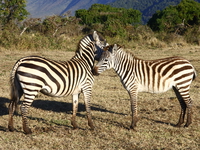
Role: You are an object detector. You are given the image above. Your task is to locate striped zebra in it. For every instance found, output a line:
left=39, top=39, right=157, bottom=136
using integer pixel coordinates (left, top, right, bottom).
left=93, top=44, right=197, bottom=130
left=8, top=31, right=107, bottom=134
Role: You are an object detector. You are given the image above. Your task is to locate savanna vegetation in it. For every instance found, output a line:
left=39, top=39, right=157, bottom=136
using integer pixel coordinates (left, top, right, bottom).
left=0, top=0, right=199, bottom=149
left=0, top=0, right=200, bottom=51
left=0, top=41, right=199, bottom=150
left=109, top=0, right=200, bottom=24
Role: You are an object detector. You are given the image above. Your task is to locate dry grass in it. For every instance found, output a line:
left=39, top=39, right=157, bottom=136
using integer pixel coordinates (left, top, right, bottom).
left=0, top=45, right=199, bottom=150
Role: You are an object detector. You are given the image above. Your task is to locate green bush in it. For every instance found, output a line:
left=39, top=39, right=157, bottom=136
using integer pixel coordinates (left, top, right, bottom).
left=148, top=0, right=200, bottom=33
left=76, top=4, right=141, bottom=37
left=184, top=25, right=200, bottom=44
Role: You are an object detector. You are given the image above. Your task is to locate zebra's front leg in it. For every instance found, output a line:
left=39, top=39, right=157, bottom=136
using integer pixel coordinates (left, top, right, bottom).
left=128, top=89, right=139, bottom=130
left=71, top=94, right=79, bottom=129
left=82, top=87, right=95, bottom=130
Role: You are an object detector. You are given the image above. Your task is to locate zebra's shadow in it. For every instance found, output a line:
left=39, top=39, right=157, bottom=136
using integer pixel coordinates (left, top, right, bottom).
left=0, top=97, right=126, bottom=116
left=32, top=99, right=126, bottom=115
left=31, top=99, right=128, bottom=131
left=142, top=117, right=177, bottom=127
left=0, top=97, right=127, bottom=132
left=0, top=97, right=9, bottom=116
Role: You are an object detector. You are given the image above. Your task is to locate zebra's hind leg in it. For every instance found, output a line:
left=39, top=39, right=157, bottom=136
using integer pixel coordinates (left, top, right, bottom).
left=20, top=93, right=37, bottom=134
left=182, top=92, right=192, bottom=127
left=173, top=86, right=186, bottom=127
left=21, top=102, right=32, bottom=134
left=8, top=100, right=15, bottom=132
left=173, top=86, right=192, bottom=127
left=8, top=88, right=23, bottom=132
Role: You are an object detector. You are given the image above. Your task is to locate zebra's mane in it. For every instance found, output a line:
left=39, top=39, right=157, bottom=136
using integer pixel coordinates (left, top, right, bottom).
left=107, top=44, right=138, bottom=61
left=75, top=34, right=93, bottom=53
left=121, top=48, right=139, bottom=61
left=117, top=46, right=185, bottom=64
left=75, top=32, right=105, bottom=53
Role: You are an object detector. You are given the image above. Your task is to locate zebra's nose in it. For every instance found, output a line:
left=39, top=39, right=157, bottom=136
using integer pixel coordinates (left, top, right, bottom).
left=92, top=66, right=100, bottom=76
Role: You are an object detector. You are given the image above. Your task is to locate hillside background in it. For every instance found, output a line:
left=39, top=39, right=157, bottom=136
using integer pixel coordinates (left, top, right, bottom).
left=26, top=0, right=200, bottom=23
left=26, top=0, right=116, bottom=18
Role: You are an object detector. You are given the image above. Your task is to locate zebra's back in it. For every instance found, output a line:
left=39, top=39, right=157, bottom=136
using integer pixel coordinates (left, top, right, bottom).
left=12, top=55, right=93, bottom=97
left=132, top=56, right=196, bottom=93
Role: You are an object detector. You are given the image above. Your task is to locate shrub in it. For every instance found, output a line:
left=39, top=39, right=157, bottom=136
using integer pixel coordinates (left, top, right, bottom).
left=148, top=0, right=200, bottom=33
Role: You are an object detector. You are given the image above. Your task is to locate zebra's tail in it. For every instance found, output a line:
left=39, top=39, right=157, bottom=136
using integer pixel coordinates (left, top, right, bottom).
left=9, top=60, right=23, bottom=114
left=193, top=68, right=197, bottom=81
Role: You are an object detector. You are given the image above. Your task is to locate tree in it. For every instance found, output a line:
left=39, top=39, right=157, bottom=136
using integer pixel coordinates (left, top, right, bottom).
left=75, top=4, right=141, bottom=26
left=0, top=0, right=29, bottom=26
left=147, top=0, right=200, bottom=33
left=75, top=4, right=141, bottom=36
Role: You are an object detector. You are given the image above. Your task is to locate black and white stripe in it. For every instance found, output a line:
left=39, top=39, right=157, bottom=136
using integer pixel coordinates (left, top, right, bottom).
left=93, top=44, right=196, bottom=129
left=8, top=31, right=107, bottom=134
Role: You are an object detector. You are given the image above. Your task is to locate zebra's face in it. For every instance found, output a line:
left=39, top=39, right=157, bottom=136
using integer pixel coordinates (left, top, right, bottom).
left=92, top=31, right=109, bottom=61
left=93, top=47, right=114, bottom=75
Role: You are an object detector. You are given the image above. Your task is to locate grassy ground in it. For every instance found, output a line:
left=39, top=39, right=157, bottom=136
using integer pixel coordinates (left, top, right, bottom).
left=0, top=45, right=199, bottom=149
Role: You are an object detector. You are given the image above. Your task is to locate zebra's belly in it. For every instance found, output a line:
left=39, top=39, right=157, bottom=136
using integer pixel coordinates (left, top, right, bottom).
left=40, top=86, right=81, bottom=97
left=40, top=84, right=82, bottom=97
left=137, top=82, right=174, bottom=93
left=40, top=86, right=57, bottom=97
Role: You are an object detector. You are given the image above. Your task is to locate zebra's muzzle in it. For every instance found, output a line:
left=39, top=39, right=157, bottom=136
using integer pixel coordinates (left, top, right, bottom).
left=92, top=66, right=100, bottom=76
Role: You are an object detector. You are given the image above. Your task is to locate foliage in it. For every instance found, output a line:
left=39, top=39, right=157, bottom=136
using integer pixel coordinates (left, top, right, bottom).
left=0, top=0, right=29, bottom=26
left=109, top=0, right=200, bottom=24
left=76, top=4, right=141, bottom=26
left=75, top=4, right=141, bottom=37
left=147, top=0, right=200, bottom=33
left=184, top=25, right=200, bottom=44
left=0, top=15, right=83, bottom=50
left=109, top=0, right=185, bottom=24
left=1, top=1, right=200, bottom=51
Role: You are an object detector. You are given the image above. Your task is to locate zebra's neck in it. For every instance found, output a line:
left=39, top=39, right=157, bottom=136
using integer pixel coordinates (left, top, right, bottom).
left=72, top=38, right=95, bottom=69
left=113, top=50, right=137, bottom=78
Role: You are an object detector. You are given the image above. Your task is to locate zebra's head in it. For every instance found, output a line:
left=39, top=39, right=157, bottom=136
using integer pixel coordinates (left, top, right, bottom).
left=92, top=31, right=109, bottom=60
left=93, top=44, right=119, bottom=75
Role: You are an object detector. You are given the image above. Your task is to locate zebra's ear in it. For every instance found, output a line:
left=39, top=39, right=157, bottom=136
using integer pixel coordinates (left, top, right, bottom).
left=112, top=44, right=118, bottom=52
left=93, top=31, right=99, bottom=41
left=104, top=39, right=109, bottom=46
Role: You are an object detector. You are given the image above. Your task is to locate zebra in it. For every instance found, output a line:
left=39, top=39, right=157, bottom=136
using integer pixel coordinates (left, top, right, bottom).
left=93, top=44, right=197, bottom=130
left=8, top=31, right=108, bottom=134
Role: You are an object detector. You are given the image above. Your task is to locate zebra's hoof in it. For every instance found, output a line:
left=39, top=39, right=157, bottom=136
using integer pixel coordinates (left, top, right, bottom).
left=175, top=123, right=182, bottom=127
left=184, top=123, right=191, bottom=128
left=24, top=128, right=32, bottom=134
left=90, top=126, right=95, bottom=131
left=72, top=126, right=79, bottom=130
left=184, top=121, right=191, bottom=128
left=129, top=127, right=137, bottom=132
left=8, top=125, right=14, bottom=132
